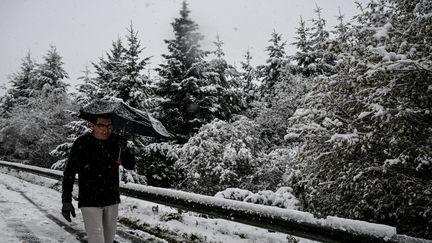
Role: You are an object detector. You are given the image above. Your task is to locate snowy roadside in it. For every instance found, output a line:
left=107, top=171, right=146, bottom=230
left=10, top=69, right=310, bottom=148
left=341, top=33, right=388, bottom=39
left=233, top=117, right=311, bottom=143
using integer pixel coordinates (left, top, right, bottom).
left=0, top=167, right=314, bottom=243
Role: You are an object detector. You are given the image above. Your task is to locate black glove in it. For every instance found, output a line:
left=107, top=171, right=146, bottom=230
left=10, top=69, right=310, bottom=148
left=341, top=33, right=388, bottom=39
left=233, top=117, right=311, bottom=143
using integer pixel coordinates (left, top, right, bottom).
left=62, top=202, right=76, bottom=222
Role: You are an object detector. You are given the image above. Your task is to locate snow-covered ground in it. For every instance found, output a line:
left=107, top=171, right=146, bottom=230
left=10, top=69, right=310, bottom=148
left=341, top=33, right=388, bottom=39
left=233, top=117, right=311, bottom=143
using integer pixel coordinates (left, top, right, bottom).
left=0, top=168, right=314, bottom=242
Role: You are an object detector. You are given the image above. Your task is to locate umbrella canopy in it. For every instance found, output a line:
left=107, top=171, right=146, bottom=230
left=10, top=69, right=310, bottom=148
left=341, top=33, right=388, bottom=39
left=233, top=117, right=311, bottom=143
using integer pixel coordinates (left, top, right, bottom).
left=79, top=99, right=171, bottom=139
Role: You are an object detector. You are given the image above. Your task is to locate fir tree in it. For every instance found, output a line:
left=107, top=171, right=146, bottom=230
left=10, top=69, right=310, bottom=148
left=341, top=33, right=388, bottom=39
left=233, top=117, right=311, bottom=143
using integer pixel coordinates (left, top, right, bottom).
left=50, top=67, right=94, bottom=170
left=206, top=35, right=245, bottom=120
left=155, top=0, right=209, bottom=142
left=287, top=0, right=432, bottom=238
left=239, top=49, right=258, bottom=105
left=33, top=45, right=69, bottom=96
left=257, top=30, right=288, bottom=100
left=0, top=52, right=37, bottom=115
left=291, top=17, right=314, bottom=76
left=117, top=24, right=151, bottom=109
left=92, top=25, right=151, bottom=108
left=92, top=38, right=126, bottom=99
left=308, top=5, right=335, bottom=76
left=213, top=34, right=225, bottom=59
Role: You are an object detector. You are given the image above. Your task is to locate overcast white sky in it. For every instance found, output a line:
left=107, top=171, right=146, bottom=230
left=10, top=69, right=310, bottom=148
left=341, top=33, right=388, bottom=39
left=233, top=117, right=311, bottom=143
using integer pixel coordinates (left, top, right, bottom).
left=0, top=0, right=367, bottom=95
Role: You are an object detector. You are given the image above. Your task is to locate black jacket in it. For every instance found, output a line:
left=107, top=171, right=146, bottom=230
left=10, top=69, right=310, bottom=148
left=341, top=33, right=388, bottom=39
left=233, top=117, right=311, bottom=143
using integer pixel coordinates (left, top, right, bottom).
left=62, top=132, right=136, bottom=208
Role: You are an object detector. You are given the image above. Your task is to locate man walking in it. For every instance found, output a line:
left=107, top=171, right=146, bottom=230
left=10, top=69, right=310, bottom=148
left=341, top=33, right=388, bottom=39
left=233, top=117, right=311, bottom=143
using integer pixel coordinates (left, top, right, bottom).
left=61, top=114, right=135, bottom=243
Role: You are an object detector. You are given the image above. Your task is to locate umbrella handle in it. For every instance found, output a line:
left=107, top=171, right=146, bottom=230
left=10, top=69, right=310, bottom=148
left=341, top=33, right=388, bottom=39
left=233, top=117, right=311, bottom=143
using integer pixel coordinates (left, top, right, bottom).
left=116, top=148, right=122, bottom=165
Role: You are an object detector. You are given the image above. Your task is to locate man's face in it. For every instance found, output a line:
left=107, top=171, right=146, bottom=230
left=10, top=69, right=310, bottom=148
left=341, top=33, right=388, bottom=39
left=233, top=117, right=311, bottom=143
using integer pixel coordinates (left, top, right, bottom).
left=92, top=117, right=113, bottom=140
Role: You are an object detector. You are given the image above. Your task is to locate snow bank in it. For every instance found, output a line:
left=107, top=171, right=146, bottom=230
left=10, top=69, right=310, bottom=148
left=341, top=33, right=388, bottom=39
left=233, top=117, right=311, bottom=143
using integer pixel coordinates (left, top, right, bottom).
left=122, top=183, right=398, bottom=240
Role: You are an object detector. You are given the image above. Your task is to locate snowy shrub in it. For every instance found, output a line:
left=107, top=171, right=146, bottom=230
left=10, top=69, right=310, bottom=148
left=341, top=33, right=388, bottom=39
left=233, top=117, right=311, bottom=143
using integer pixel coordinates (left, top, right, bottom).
left=251, top=147, right=299, bottom=191
left=214, top=188, right=252, bottom=201
left=119, top=165, right=147, bottom=185
left=0, top=93, right=73, bottom=167
left=272, top=187, right=302, bottom=210
left=176, top=115, right=264, bottom=195
left=136, top=141, right=181, bottom=188
left=215, top=187, right=302, bottom=210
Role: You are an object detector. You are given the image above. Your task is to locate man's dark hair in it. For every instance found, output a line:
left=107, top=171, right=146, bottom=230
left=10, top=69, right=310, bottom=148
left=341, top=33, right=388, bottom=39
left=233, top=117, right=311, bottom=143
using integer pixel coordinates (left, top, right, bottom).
left=90, top=114, right=112, bottom=124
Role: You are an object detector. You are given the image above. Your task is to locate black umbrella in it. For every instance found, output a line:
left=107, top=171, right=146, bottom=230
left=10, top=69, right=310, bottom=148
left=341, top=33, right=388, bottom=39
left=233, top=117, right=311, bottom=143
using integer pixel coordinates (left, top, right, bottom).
left=78, top=99, right=171, bottom=139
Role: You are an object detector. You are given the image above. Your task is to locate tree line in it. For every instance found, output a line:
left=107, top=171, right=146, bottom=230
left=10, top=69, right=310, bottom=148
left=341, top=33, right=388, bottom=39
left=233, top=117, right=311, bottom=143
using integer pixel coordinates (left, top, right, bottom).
left=0, top=0, right=430, bottom=239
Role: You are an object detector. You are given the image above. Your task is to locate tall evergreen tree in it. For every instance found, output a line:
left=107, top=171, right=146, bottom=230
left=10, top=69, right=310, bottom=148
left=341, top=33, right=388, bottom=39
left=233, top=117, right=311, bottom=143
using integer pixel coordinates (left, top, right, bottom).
left=93, top=38, right=126, bottom=99
left=213, top=34, right=225, bottom=59
left=0, top=52, right=37, bottom=115
left=287, top=0, right=432, bottom=238
left=33, top=45, right=69, bottom=95
left=50, top=67, right=94, bottom=170
left=155, top=1, right=209, bottom=142
left=291, top=17, right=314, bottom=76
left=92, top=25, right=151, bottom=109
left=239, top=49, right=258, bottom=106
left=240, top=49, right=256, bottom=92
left=308, top=5, right=336, bottom=76
left=117, top=24, right=151, bottom=109
left=206, top=35, right=245, bottom=120
left=257, top=30, right=288, bottom=100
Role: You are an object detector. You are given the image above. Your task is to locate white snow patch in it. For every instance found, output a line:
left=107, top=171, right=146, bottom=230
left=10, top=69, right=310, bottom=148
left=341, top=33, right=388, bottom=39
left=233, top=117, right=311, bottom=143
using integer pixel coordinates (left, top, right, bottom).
left=373, top=23, right=393, bottom=40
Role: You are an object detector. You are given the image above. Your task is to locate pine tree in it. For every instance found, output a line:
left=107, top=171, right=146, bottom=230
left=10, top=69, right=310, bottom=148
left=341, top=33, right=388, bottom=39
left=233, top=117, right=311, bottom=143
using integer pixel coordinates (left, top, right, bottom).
left=332, top=8, right=351, bottom=54
left=213, top=34, right=225, bottom=59
left=116, top=24, right=151, bottom=109
left=308, top=5, right=335, bottom=76
left=0, top=52, right=37, bottom=116
left=240, top=49, right=256, bottom=92
left=75, top=66, right=98, bottom=105
left=92, top=25, right=151, bottom=109
left=9, top=53, right=37, bottom=103
left=291, top=17, right=314, bottom=76
left=257, top=30, right=288, bottom=100
left=206, top=35, right=245, bottom=120
left=33, top=45, right=69, bottom=96
left=50, top=67, right=94, bottom=170
left=287, top=0, right=432, bottom=238
left=239, top=49, right=258, bottom=105
left=155, top=0, right=209, bottom=142
left=92, top=38, right=126, bottom=99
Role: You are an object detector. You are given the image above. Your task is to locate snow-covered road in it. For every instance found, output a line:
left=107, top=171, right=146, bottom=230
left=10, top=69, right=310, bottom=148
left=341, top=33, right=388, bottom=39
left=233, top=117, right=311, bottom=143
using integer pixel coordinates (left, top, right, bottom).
left=0, top=168, right=312, bottom=243
left=0, top=172, right=164, bottom=243
left=0, top=176, right=83, bottom=242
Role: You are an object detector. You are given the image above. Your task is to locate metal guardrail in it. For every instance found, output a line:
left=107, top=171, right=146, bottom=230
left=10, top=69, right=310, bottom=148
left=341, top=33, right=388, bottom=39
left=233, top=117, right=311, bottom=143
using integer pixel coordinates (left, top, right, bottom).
left=0, top=160, right=430, bottom=243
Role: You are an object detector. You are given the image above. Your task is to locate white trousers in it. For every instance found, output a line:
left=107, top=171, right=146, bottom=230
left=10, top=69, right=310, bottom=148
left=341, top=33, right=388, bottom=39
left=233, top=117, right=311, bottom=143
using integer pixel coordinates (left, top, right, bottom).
left=80, top=204, right=119, bottom=243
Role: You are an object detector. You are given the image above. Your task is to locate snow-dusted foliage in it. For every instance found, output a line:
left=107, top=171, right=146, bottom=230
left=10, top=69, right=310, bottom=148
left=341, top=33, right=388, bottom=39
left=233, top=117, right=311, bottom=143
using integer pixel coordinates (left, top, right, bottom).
left=0, top=53, right=37, bottom=115
left=252, top=147, right=300, bottom=192
left=155, top=2, right=244, bottom=143
left=0, top=91, right=73, bottom=167
left=176, top=116, right=264, bottom=195
left=0, top=47, right=72, bottom=167
left=49, top=119, right=90, bottom=170
left=92, top=25, right=151, bottom=110
left=32, top=46, right=69, bottom=95
left=286, top=0, right=432, bottom=239
left=215, top=187, right=302, bottom=210
left=239, top=49, right=259, bottom=106
left=135, top=141, right=181, bottom=187
left=49, top=67, right=95, bottom=170
left=249, top=73, right=312, bottom=146
left=257, top=30, right=289, bottom=100
left=291, top=5, right=337, bottom=77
